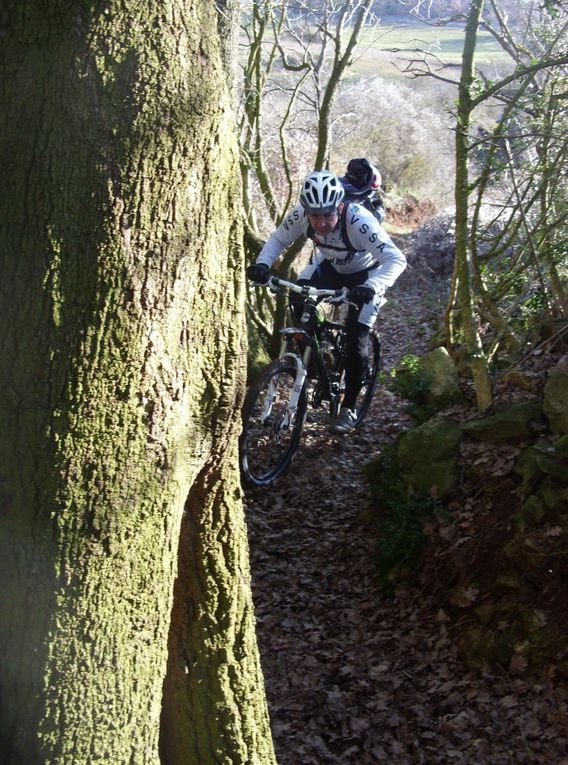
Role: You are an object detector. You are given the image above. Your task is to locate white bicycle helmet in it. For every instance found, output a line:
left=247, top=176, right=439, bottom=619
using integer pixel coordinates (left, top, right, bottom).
left=300, top=171, right=345, bottom=215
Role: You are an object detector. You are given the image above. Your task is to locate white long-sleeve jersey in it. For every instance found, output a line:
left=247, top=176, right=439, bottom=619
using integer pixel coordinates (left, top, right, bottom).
left=256, top=202, right=406, bottom=295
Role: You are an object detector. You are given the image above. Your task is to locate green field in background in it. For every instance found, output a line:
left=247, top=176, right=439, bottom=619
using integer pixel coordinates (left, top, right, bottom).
left=354, top=22, right=512, bottom=77
left=241, top=19, right=513, bottom=82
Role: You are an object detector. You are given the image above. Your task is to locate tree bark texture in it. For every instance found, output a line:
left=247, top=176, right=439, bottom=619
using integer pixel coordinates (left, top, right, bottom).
left=0, top=2, right=274, bottom=764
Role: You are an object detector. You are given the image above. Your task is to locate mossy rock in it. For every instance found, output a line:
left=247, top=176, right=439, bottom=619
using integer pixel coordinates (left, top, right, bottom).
left=514, top=439, right=568, bottom=492
left=419, top=347, right=465, bottom=408
left=463, top=400, right=544, bottom=445
left=533, top=444, right=568, bottom=484
left=509, top=607, right=558, bottom=665
left=364, top=442, right=407, bottom=510
left=458, top=604, right=557, bottom=671
left=544, top=367, right=568, bottom=435
left=513, top=446, right=544, bottom=497
left=513, top=494, right=547, bottom=532
left=397, top=417, right=462, bottom=499
left=537, top=477, right=568, bottom=514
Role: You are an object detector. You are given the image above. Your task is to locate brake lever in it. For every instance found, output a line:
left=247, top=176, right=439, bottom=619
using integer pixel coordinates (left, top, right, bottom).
left=265, top=279, right=284, bottom=295
left=324, top=289, right=361, bottom=309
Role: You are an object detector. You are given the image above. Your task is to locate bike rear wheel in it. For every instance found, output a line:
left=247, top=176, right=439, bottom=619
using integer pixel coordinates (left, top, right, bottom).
left=240, top=358, right=307, bottom=487
left=331, top=329, right=381, bottom=426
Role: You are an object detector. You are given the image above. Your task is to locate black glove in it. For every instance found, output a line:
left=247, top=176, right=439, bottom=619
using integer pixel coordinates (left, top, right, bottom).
left=247, top=263, right=270, bottom=284
left=349, top=285, right=375, bottom=305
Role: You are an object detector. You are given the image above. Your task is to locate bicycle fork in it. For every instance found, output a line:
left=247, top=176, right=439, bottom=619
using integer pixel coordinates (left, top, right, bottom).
left=261, top=341, right=308, bottom=430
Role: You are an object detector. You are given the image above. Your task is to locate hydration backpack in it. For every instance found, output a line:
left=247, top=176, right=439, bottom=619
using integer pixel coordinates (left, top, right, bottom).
left=307, top=158, right=386, bottom=254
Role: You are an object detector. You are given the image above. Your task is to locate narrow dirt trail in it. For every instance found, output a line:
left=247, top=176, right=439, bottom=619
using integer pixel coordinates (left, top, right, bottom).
left=243, top=248, right=567, bottom=765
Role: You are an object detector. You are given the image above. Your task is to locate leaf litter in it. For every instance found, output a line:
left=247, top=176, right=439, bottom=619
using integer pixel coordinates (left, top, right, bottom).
left=243, top=231, right=567, bottom=764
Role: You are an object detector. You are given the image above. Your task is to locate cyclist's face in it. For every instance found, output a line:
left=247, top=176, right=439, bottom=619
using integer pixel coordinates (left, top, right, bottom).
left=308, top=204, right=342, bottom=236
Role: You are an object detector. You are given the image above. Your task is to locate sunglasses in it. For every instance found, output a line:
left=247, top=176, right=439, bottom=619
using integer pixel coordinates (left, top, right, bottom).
left=307, top=211, right=339, bottom=220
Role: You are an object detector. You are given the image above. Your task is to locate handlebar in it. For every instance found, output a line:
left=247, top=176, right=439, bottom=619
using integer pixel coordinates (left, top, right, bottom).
left=266, top=275, right=347, bottom=302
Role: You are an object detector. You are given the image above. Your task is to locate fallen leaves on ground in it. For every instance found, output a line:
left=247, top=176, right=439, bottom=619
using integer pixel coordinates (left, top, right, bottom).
left=243, top=239, right=567, bottom=765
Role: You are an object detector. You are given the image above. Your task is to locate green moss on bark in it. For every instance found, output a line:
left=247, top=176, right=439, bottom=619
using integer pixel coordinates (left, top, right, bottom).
left=0, top=2, right=273, bottom=764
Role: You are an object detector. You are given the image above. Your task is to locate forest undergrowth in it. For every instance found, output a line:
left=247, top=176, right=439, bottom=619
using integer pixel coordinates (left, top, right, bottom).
left=243, top=216, right=568, bottom=765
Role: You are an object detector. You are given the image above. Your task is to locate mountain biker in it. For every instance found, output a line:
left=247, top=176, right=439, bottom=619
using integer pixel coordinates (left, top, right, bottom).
left=340, top=157, right=385, bottom=223
left=247, top=169, right=407, bottom=435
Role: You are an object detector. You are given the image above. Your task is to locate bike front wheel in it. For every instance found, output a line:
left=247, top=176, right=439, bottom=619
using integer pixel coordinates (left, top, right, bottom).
left=240, top=358, right=307, bottom=487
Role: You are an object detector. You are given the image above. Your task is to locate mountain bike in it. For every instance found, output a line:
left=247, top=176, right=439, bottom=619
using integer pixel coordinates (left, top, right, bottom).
left=240, top=275, right=381, bottom=487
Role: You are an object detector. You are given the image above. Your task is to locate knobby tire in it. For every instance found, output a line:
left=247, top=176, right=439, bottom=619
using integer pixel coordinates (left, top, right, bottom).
left=240, top=358, right=307, bottom=487
left=333, top=329, right=381, bottom=426
left=353, top=328, right=381, bottom=425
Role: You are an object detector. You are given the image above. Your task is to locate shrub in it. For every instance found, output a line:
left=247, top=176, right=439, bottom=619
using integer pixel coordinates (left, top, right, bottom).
left=389, top=354, right=435, bottom=422
left=376, top=494, right=443, bottom=595
left=365, top=446, right=445, bottom=595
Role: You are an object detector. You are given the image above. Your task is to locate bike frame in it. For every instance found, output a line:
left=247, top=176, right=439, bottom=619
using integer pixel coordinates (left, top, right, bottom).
left=263, top=276, right=348, bottom=423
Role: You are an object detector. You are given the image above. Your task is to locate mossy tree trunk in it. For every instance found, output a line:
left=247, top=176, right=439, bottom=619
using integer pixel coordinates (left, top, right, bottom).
left=453, top=0, right=493, bottom=411
left=0, top=2, right=275, bottom=764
